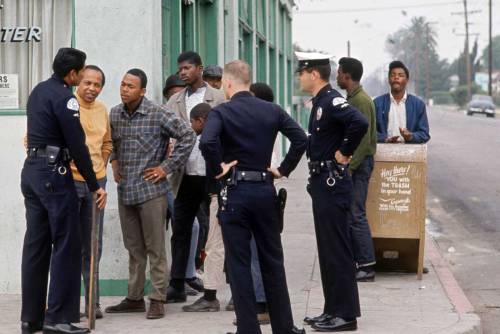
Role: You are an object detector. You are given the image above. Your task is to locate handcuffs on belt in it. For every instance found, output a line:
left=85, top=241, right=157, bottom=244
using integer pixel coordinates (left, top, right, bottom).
left=309, top=160, right=348, bottom=188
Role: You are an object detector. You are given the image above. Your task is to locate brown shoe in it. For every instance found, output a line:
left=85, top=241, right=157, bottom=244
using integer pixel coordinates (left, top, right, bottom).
left=232, top=312, right=271, bottom=326
left=105, top=298, right=145, bottom=313
left=147, top=300, right=165, bottom=319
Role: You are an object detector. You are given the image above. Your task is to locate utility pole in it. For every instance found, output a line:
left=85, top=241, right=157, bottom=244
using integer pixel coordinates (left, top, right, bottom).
left=464, top=0, right=472, bottom=101
left=488, top=0, right=493, bottom=96
left=347, top=40, right=351, bottom=57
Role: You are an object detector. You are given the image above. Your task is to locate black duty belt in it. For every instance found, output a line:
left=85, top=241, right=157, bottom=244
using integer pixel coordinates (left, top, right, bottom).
left=235, top=170, right=273, bottom=182
left=27, top=146, right=71, bottom=163
left=308, top=160, right=349, bottom=187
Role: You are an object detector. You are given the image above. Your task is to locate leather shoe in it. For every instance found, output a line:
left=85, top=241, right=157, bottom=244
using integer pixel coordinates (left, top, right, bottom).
left=292, top=326, right=306, bottom=333
left=105, top=298, right=145, bottom=313
left=311, top=317, right=357, bottom=332
left=42, top=323, right=90, bottom=334
left=146, top=300, right=165, bottom=319
left=186, top=277, right=204, bottom=292
left=356, top=266, right=375, bottom=282
left=303, top=313, right=332, bottom=325
left=183, top=296, right=220, bottom=312
left=185, top=283, right=199, bottom=296
left=166, top=286, right=187, bottom=303
left=21, top=321, right=43, bottom=333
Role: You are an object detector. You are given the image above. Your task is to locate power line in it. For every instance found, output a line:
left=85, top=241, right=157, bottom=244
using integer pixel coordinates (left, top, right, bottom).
left=295, top=1, right=463, bottom=14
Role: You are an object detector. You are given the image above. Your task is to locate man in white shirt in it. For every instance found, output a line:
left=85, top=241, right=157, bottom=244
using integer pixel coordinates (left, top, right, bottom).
left=165, top=52, right=225, bottom=303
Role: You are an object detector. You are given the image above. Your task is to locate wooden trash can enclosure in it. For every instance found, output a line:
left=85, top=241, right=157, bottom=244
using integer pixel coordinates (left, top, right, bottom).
left=366, top=144, right=427, bottom=279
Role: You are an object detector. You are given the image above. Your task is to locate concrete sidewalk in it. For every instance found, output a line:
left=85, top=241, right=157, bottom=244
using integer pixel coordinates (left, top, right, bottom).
left=0, top=160, right=481, bottom=334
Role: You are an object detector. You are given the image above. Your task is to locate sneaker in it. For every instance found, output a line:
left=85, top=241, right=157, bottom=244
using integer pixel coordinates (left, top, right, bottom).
left=146, top=300, right=165, bottom=319
left=356, top=265, right=375, bottom=282
left=182, top=296, right=220, bottom=312
left=185, top=283, right=199, bottom=296
left=105, top=298, right=146, bottom=313
left=79, top=304, right=104, bottom=319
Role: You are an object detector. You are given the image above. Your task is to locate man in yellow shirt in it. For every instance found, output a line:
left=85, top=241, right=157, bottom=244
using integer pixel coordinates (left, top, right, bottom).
left=71, top=65, right=112, bottom=320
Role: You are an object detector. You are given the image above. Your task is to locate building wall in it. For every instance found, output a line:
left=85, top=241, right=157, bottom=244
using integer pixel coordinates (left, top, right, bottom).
left=0, top=0, right=295, bottom=295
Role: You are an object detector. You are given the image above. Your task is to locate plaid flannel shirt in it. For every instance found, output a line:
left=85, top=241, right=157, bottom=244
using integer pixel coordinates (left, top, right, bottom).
left=110, top=97, right=195, bottom=205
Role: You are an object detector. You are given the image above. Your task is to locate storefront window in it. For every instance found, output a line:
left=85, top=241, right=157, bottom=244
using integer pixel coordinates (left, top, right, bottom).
left=0, top=0, right=73, bottom=112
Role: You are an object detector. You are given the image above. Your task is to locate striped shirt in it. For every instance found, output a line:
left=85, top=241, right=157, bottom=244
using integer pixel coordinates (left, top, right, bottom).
left=110, top=97, right=196, bottom=205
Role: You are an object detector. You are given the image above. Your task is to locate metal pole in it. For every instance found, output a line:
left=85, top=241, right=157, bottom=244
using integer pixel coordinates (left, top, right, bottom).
left=464, top=0, right=472, bottom=100
left=488, top=0, right=493, bottom=96
left=347, top=40, right=351, bottom=57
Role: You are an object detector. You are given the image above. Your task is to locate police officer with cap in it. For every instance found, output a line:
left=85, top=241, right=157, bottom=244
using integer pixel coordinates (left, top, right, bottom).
left=296, top=52, right=368, bottom=332
left=200, top=60, right=307, bottom=334
left=21, top=47, right=107, bottom=334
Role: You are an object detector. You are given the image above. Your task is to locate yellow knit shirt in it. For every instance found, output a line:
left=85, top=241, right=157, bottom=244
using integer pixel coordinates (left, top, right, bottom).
left=71, top=93, right=112, bottom=182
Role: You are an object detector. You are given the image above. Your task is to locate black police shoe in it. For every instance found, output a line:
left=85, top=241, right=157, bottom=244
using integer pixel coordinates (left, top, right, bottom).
left=42, top=323, right=90, bottom=334
left=311, top=317, right=357, bottom=332
left=292, top=325, right=306, bottom=333
left=356, top=266, right=375, bottom=282
left=186, top=277, right=204, bottom=292
left=165, top=285, right=187, bottom=303
left=21, top=321, right=43, bottom=333
left=303, top=313, right=333, bottom=325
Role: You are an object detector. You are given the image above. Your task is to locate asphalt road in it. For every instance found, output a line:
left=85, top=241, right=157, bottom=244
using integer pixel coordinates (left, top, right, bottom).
left=426, top=106, right=500, bottom=334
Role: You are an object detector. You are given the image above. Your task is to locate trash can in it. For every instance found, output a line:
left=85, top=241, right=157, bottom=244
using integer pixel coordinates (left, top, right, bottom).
left=366, top=144, right=427, bottom=279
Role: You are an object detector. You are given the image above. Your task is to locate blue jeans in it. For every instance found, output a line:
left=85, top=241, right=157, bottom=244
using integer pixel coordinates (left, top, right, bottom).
left=349, top=156, right=376, bottom=267
left=75, top=177, right=107, bottom=306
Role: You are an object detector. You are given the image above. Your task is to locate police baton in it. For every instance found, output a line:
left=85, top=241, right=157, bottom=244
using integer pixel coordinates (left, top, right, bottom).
left=278, top=188, right=287, bottom=233
left=88, top=193, right=100, bottom=330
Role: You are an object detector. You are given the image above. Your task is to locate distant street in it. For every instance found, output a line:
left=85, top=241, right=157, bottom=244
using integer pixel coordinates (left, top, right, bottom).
left=427, top=106, right=500, bottom=334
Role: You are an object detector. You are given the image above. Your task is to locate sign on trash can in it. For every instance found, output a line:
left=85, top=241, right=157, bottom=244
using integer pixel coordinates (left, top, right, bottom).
left=366, top=144, right=427, bottom=279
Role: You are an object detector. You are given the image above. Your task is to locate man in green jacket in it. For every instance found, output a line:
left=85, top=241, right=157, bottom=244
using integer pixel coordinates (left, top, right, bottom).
left=337, top=57, right=377, bottom=282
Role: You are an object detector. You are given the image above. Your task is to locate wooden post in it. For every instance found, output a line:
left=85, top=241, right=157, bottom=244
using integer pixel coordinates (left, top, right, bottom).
left=88, top=193, right=100, bottom=330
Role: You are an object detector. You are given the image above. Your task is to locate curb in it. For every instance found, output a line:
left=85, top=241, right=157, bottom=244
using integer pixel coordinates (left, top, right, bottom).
left=426, top=234, right=483, bottom=334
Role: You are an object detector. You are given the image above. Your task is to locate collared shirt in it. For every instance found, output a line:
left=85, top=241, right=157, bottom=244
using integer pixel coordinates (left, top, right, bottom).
left=185, top=135, right=206, bottom=176
left=387, top=91, right=407, bottom=141
left=201, top=91, right=307, bottom=178
left=347, top=85, right=377, bottom=171
left=307, top=84, right=368, bottom=161
left=110, top=97, right=196, bottom=205
left=184, top=84, right=207, bottom=175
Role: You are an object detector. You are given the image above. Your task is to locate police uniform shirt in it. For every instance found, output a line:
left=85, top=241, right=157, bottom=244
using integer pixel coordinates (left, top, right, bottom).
left=200, top=91, right=307, bottom=178
left=308, top=84, right=369, bottom=162
left=26, top=74, right=99, bottom=191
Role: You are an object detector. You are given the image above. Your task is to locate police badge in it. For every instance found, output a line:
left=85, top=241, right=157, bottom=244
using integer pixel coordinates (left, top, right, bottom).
left=316, top=107, right=323, bottom=120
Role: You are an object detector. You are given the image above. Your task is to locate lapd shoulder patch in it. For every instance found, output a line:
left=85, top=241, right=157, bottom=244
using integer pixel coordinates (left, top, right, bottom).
left=332, top=97, right=348, bottom=108
left=67, top=97, right=80, bottom=111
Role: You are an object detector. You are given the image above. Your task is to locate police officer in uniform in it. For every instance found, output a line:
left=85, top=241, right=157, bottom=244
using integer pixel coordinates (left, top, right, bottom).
left=200, top=60, right=307, bottom=334
left=296, top=52, right=368, bottom=332
left=21, top=48, right=107, bottom=334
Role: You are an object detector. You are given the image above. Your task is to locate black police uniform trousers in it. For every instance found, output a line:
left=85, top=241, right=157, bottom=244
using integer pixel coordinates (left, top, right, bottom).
left=170, top=175, right=207, bottom=281
left=219, top=180, right=295, bottom=334
left=309, top=171, right=361, bottom=318
left=20, top=157, right=82, bottom=325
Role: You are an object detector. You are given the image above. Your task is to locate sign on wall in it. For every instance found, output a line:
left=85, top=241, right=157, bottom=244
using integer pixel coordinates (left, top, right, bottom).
left=0, top=74, right=19, bottom=109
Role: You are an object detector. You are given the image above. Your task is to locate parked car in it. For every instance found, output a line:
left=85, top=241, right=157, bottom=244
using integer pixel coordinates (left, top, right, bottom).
left=467, top=94, right=496, bottom=118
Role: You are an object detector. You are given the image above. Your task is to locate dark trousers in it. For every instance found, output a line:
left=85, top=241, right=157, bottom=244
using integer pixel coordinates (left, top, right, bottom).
left=349, top=156, right=376, bottom=267
left=219, top=181, right=294, bottom=334
left=75, top=177, right=107, bottom=307
left=20, top=158, right=81, bottom=324
left=170, top=175, right=207, bottom=281
left=310, top=172, right=361, bottom=318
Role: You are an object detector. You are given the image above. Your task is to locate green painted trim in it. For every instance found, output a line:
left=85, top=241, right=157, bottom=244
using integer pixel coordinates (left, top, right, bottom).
left=0, top=109, right=26, bottom=116
left=81, top=279, right=152, bottom=297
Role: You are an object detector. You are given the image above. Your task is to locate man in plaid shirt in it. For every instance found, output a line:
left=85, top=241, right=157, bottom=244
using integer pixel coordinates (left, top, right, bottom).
left=105, top=68, right=195, bottom=319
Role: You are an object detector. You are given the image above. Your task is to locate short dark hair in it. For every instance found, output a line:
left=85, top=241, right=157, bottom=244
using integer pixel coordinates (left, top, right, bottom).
left=305, top=64, right=331, bottom=82
left=84, top=65, right=106, bottom=86
left=190, top=103, right=211, bottom=120
left=250, top=82, right=275, bottom=102
left=52, top=47, right=86, bottom=78
left=126, top=68, right=147, bottom=88
left=178, top=51, right=202, bottom=66
left=388, top=60, right=410, bottom=79
left=338, top=57, right=363, bottom=82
